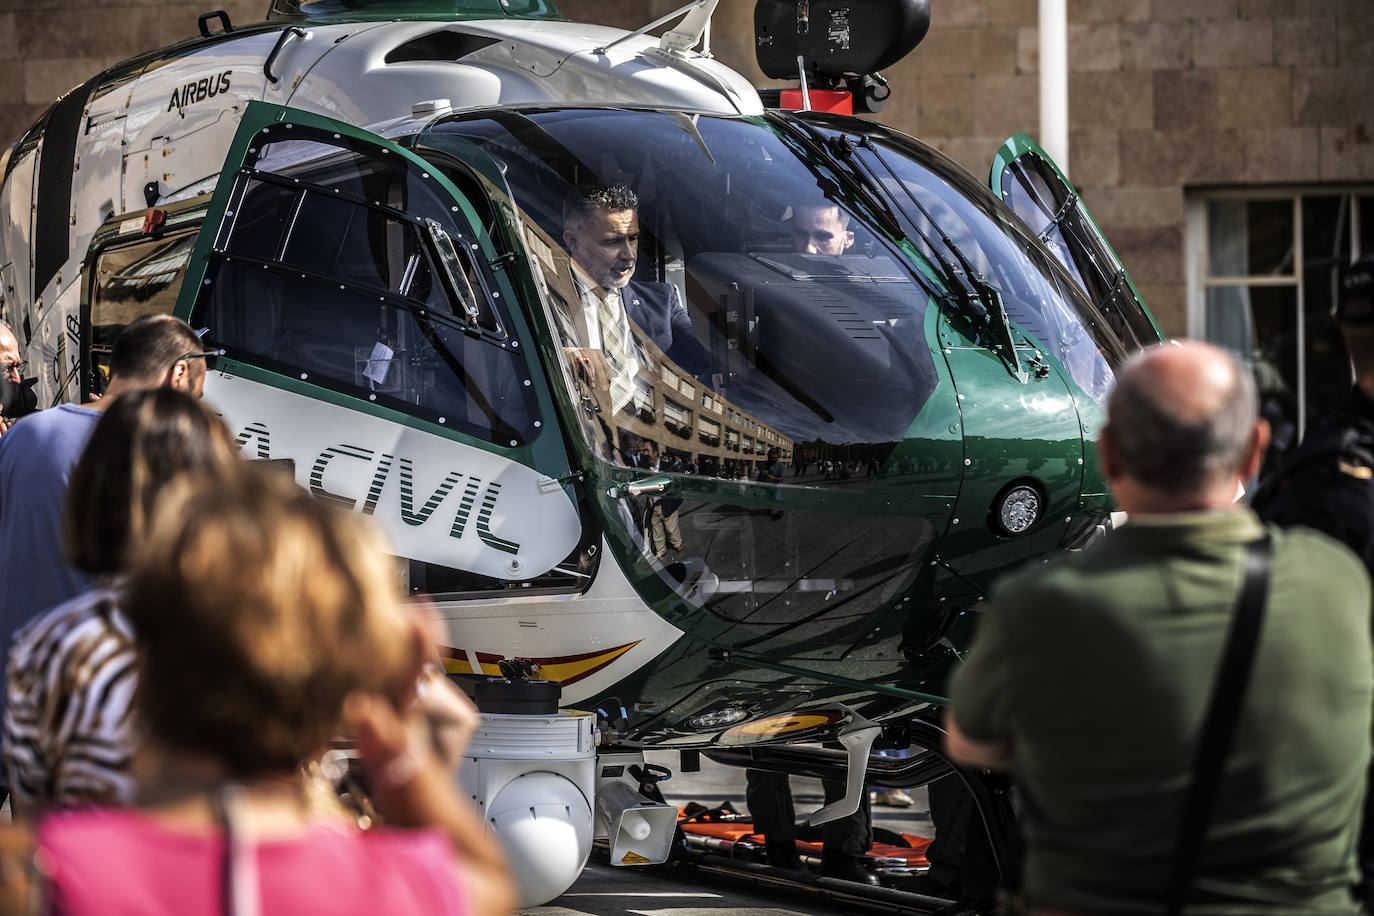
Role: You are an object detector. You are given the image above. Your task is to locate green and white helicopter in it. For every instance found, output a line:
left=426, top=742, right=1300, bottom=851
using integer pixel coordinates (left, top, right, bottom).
left=0, top=0, right=1160, bottom=903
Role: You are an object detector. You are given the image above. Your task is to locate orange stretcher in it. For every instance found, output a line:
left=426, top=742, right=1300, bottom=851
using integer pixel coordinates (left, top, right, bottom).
left=676, top=804, right=931, bottom=869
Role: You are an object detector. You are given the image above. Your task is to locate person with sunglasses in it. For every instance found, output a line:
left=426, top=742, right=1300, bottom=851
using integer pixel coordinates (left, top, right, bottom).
left=0, top=314, right=209, bottom=802
left=0, top=322, right=32, bottom=438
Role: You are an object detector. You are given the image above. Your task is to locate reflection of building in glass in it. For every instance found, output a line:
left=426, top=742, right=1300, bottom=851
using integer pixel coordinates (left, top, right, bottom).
left=626, top=326, right=792, bottom=479
left=88, top=229, right=200, bottom=392
left=523, top=214, right=793, bottom=478
left=93, top=232, right=197, bottom=321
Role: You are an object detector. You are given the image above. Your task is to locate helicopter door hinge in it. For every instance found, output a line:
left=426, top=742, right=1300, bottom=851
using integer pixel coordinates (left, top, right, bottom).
left=489, top=251, right=519, bottom=271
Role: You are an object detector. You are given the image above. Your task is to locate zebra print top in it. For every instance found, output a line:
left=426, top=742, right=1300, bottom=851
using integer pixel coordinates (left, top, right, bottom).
left=4, top=587, right=138, bottom=807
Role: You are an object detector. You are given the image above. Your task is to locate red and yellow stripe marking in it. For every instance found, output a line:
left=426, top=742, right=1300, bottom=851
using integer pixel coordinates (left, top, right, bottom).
left=438, top=641, right=641, bottom=686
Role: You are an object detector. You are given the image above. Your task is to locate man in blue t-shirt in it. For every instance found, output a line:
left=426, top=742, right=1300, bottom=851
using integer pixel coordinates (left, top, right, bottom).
left=0, top=314, right=208, bottom=699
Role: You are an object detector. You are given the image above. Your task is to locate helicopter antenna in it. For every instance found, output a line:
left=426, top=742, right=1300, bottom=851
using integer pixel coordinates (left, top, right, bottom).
left=594, top=0, right=719, bottom=57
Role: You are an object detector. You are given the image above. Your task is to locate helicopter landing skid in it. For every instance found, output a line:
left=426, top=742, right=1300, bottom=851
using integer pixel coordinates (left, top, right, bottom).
left=590, top=836, right=979, bottom=915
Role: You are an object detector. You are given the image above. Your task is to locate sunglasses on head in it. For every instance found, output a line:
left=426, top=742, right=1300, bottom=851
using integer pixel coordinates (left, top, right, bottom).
left=173, top=348, right=226, bottom=372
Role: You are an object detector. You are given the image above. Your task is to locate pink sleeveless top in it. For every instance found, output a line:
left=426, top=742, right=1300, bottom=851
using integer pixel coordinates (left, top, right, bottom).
left=36, top=809, right=469, bottom=915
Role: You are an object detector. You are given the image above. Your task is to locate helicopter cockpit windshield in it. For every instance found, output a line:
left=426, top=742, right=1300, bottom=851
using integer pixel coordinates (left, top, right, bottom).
left=427, top=109, right=1124, bottom=484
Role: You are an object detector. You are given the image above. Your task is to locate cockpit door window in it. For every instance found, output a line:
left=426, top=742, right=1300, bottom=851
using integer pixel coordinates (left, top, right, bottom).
left=178, top=102, right=541, bottom=448
left=989, top=132, right=1162, bottom=350
left=86, top=219, right=202, bottom=399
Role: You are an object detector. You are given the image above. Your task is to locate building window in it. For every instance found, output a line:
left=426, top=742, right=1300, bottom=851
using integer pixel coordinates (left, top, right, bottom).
left=632, top=377, right=656, bottom=420
left=1187, top=187, right=1374, bottom=474
left=663, top=398, right=690, bottom=426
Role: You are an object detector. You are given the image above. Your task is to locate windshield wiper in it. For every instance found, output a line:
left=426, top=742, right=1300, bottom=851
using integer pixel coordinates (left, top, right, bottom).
left=780, top=118, right=1019, bottom=372
left=781, top=118, right=967, bottom=303
left=826, top=133, right=1024, bottom=379
left=779, top=117, right=908, bottom=245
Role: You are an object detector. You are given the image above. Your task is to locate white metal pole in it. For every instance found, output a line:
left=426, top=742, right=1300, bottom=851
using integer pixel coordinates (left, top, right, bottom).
left=1039, top=0, right=1069, bottom=175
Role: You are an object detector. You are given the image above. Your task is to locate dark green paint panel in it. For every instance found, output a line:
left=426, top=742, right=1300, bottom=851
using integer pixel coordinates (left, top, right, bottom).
left=936, top=306, right=1086, bottom=590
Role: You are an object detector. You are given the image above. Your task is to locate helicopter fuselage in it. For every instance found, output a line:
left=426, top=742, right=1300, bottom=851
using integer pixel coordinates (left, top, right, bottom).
left=0, top=8, right=1160, bottom=901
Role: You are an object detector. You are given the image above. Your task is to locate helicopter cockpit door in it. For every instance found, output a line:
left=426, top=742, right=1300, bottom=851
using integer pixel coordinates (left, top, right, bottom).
left=172, top=101, right=583, bottom=585
left=989, top=133, right=1162, bottom=352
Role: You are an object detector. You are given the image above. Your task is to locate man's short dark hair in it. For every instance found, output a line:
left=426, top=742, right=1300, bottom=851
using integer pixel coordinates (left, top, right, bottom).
left=108, top=314, right=202, bottom=383
left=789, top=202, right=851, bottom=229
left=1107, top=345, right=1257, bottom=492
left=564, top=182, right=639, bottom=232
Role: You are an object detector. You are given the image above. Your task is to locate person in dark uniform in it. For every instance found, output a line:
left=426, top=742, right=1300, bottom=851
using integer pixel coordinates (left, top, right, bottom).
left=1255, top=256, right=1374, bottom=562
left=745, top=768, right=876, bottom=885
left=1253, top=253, right=1374, bottom=906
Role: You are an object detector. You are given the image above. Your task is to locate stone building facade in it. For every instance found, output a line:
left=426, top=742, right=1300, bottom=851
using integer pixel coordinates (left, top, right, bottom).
left=3, top=0, right=1372, bottom=448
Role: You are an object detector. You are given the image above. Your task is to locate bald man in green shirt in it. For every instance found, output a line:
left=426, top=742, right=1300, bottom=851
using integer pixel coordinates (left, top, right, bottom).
left=948, top=341, right=1373, bottom=915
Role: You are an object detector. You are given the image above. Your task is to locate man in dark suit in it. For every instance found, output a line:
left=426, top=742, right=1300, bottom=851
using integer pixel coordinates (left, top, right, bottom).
left=563, top=183, right=708, bottom=379
left=622, top=281, right=708, bottom=377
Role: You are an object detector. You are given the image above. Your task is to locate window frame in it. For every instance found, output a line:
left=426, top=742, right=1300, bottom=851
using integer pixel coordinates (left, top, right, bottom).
left=81, top=198, right=212, bottom=401
left=188, top=120, right=544, bottom=447
left=169, top=102, right=572, bottom=479
left=1186, top=184, right=1373, bottom=441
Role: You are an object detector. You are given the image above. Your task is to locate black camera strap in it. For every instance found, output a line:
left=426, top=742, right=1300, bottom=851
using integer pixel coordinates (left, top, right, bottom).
left=1164, top=534, right=1272, bottom=916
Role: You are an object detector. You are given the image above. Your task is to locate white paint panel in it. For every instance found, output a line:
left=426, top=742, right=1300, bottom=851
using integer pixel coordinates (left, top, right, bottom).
left=31, top=280, right=80, bottom=407
left=70, top=89, right=129, bottom=272
left=122, top=36, right=289, bottom=205
left=0, top=147, right=37, bottom=326
left=432, top=536, right=687, bottom=706
left=207, top=373, right=581, bottom=579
